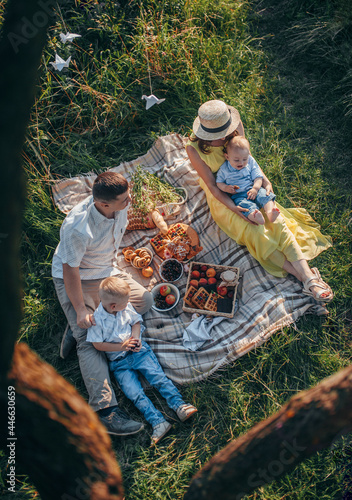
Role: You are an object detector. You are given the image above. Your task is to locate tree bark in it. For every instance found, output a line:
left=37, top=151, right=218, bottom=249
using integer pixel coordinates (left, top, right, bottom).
left=0, top=2, right=124, bottom=498
left=184, top=364, right=352, bottom=500
left=0, top=0, right=53, bottom=381
left=2, top=343, right=124, bottom=500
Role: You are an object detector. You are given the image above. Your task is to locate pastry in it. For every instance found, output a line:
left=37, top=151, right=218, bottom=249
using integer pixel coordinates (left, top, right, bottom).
left=122, top=246, right=135, bottom=255
left=124, top=250, right=136, bottom=262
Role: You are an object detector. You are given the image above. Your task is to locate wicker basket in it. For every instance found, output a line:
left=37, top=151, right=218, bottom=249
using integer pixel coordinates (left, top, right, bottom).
left=182, top=261, right=239, bottom=318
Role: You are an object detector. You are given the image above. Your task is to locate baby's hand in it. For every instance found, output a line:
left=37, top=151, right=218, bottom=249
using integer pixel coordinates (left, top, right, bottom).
left=122, top=337, right=139, bottom=351
left=247, top=188, right=258, bottom=200
left=130, top=338, right=142, bottom=352
left=226, top=184, right=239, bottom=194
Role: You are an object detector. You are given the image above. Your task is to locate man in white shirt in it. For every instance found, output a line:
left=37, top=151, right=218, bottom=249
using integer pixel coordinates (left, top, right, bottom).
left=52, top=171, right=153, bottom=436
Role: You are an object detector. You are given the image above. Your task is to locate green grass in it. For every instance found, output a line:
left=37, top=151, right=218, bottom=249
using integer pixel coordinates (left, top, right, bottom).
left=1, top=0, right=352, bottom=498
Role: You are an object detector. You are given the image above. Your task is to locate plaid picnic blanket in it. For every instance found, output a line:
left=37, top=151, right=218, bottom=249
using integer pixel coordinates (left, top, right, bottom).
left=52, top=134, right=327, bottom=385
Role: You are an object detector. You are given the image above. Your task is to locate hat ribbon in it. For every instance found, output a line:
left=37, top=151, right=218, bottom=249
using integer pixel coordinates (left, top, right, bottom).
left=200, top=115, right=232, bottom=134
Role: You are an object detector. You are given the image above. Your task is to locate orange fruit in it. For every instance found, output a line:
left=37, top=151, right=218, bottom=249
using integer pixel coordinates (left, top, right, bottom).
left=142, top=266, right=154, bottom=278
left=206, top=268, right=216, bottom=278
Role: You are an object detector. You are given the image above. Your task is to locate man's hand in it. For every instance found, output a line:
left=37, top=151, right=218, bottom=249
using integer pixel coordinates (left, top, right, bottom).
left=77, top=308, right=95, bottom=329
left=247, top=187, right=258, bottom=200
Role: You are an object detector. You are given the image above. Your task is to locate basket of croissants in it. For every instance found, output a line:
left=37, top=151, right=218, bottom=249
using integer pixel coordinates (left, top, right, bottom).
left=122, top=246, right=153, bottom=269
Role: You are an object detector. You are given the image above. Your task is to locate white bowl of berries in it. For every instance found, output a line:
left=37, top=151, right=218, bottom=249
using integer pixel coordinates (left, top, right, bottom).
left=159, top=258, right=184, bottom=282
left=151, top=283, right=180, bottom=312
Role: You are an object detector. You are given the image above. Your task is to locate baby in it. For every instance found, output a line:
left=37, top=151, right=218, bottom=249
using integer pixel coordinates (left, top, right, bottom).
left=216, top=136, right=280, bottom=224
left=87, top=277, right=197, bottom=444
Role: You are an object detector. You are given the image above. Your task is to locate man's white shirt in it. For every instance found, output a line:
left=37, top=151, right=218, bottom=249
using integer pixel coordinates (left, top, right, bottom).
left=52, top=196, right=128, bottom=280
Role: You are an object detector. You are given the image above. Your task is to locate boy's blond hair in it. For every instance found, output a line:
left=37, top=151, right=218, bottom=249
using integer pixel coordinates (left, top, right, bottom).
left=226, top=135, right=250, bottom=153
left=99, top=277, right=130, bottom=301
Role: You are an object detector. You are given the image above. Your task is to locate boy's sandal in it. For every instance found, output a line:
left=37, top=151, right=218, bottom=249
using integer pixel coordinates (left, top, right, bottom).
left=302, top=268, right=333, bottom=303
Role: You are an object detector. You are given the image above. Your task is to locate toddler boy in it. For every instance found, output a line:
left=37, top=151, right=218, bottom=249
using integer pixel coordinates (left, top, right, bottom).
left=87, top=277, right=197, bottom=444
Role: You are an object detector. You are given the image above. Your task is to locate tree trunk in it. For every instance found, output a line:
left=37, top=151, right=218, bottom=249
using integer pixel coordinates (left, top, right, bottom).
left=4, top=343, right=124, bottom=500
left=0, top=2, right=124, bottom=498
left=184, top=364, right=352, bottom=500
left=0, top=0, right=52, bottom=379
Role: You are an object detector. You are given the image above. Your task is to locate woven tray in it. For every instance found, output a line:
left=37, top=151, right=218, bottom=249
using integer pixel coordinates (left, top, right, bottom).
left=182, top=261, right=239, bottom=318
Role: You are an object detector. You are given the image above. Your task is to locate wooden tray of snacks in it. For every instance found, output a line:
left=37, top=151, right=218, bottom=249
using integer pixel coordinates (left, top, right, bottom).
left=182, top=261, right=240, bottom=318
left=150, top=223, right=202, bottom=263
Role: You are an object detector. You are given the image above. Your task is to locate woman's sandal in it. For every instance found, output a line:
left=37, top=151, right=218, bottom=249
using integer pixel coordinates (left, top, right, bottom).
left=302, top=267, right=333, bottom=303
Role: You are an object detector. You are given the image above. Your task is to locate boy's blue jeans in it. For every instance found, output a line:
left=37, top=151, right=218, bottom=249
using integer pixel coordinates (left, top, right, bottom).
left=231, top=187, right=276, bottom=217
left=109, top=342, right=185, bottom=427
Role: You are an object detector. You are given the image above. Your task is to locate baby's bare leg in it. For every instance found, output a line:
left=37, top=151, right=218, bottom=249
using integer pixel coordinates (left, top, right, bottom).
left=264, top=200, right=280, bottom=222
left=248, top=209, right=265, bottom=225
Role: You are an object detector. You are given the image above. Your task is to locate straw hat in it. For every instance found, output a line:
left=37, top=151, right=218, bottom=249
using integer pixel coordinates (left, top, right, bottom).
left=192, top=100, right=241, bottom=141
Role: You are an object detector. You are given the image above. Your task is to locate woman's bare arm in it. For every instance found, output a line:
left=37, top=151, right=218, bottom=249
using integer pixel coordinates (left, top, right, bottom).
left=237, top=120, right=245, bottom=137
left=261, top=172, right=273, bottom=195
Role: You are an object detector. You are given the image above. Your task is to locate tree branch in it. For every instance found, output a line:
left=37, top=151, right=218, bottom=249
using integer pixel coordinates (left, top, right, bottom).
left=185, top=364, right=352, bottom=500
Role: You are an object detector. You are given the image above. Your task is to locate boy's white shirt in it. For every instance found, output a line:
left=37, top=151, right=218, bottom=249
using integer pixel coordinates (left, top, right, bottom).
left=86, top=302, right=145, bottom=361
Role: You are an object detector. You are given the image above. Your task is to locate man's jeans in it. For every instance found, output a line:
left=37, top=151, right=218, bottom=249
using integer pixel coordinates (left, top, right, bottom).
left=53, top=272, right=153, bottom=411
left=231, top=187, right=276, bottom=217
left=110, top=342, right=185, bottom=427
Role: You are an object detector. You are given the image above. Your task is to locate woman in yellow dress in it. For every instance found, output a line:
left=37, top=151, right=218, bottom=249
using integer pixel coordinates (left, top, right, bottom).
left=186, top=100, right=333, bottom=302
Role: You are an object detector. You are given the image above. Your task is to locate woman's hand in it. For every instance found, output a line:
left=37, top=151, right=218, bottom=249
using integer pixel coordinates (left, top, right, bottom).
left=231, top=205, right=257, bottom=224
left=265, top=181, right=273, bottom=196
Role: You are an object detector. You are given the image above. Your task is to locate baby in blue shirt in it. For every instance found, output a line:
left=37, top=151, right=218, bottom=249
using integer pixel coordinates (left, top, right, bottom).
left=87, top=277, right=197, bottom=445
left=216, top=136, right=280, bottom=224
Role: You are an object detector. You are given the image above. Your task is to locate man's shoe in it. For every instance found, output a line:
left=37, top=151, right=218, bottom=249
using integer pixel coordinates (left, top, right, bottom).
left=176, top=404, right=198, bottom=422
left=59, top=324, right=76, bottom=359
left=100, top=408, right=144, bottom=436
left=151, top=421, right=172, bottom=445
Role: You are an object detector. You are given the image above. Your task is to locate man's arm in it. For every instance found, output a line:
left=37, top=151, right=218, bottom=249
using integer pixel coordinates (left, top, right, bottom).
left=62, top=263, right=95, bottom=329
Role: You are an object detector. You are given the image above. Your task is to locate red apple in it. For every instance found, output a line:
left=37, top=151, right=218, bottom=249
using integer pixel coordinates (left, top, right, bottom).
left=189, top=279, right=199, bottom=288
left=200, top=265, right=208, bottom=272
left=199, top=278, right=208, bottom=287
left=160, top=285, right=171, bottom=296
left=165, top=294, right=176, bottom=305
left=191, top=270, right=200, bottom=279
left=208, top=277, right=217, bottom=285
left=217, top=286, right=228, bottom=296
